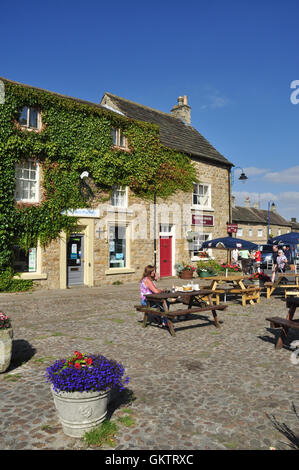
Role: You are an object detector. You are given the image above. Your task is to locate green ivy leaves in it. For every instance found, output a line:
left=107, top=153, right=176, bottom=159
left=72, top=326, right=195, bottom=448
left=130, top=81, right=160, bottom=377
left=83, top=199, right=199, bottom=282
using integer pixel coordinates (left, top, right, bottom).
left=0, top=80, right=197, bottom=272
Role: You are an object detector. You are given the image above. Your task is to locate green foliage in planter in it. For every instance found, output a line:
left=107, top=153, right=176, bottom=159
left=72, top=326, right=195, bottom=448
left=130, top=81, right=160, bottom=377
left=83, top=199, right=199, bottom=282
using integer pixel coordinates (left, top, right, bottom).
left=0, top=80, right=198, bottom=272
left=196, top=260, right=221, bottom=274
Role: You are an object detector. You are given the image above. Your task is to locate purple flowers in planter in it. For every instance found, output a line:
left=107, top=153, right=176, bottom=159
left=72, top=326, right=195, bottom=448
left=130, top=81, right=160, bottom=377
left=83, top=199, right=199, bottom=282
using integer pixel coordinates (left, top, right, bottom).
left=45, top=352, right=130, bottom=393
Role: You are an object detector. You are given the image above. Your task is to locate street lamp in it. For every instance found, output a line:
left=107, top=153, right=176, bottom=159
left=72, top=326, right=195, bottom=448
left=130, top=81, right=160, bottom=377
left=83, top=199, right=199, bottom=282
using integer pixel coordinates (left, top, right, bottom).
left=267, top=201, right=276, bottom=241
left=229, top=166, right=248, bottom=234
left=231, top=167, right=248, bottom=186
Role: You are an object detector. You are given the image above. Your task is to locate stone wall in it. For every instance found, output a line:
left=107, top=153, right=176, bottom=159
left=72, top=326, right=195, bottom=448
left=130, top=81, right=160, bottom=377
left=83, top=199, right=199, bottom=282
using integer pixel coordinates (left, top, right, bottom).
left=34, top=158, right=231, bottom=289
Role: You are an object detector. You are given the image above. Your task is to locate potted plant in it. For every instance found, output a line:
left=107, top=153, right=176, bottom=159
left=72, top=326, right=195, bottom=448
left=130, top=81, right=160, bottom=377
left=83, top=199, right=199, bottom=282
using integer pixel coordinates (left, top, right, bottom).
left=196, top=260, right=220, bottom=277
left=219, top=263, right=242, bottom=275
left=0, top=312, right=13, bottom=373
left=175, top=263, right=196, bottom=279
left=45, top=350, right=130, bottom=438
left=249, top=271, right=271, bottom=286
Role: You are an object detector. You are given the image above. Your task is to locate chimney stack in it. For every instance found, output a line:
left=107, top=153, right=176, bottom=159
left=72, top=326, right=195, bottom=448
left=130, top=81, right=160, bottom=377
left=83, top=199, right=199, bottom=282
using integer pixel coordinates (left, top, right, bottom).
left=245, top=196, right=250, bottom=208
left=252, top=201, right=260, bottom=209
left=171, top=95, right=191, bottom=124
left=291, top=217, right=297, bottom=222
left=231, top=195, right=236, bottom=208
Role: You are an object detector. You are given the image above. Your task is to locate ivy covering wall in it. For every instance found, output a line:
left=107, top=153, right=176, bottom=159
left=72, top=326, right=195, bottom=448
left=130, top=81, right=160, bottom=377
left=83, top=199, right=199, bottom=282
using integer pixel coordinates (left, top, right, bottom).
left=0, top=80, right=197, bottom=273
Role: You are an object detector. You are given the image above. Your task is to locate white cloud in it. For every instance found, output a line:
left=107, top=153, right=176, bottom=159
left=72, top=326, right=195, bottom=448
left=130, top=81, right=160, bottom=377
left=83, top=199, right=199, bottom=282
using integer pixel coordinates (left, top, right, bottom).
left=242, top=167, right=270, bottom=177
left=264, top=166, right=299, bottom=184
left=200, top=89, right=230, bottom=110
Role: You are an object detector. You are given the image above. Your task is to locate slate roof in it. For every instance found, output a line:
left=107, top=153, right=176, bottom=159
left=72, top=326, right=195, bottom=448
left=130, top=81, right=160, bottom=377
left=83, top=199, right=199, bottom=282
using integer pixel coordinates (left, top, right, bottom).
left=0, top=76, right=109, bottom=111
left=232, top=206, right=292, bottom=227
left=101, top=93, right=233, bottom=167
left=1, top=77, right=233, bottom=168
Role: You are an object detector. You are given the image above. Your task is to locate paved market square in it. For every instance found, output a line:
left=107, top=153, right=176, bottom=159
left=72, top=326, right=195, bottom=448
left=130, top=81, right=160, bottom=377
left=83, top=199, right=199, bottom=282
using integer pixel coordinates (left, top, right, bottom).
left=0, top=278, right=298, bottom=450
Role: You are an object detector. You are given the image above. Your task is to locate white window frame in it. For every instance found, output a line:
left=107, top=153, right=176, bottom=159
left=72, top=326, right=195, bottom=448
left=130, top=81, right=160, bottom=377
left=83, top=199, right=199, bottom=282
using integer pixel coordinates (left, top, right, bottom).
left=108, top=223, right=129, bottom=269
left=191, top=232, right=212, bottom=260
left=258, top=229, right=263, bottom=238
left=237, top=228, right=243, bottom=237
left=192, top=183, right=212, bottom=210
left=15, top=159, right=40, bottom=203
left=18, top=106, right=41, bottom=130
left=278, top=229, right=281, bottom=236
left=248, top=229, right=253, bottom=237
left=111, top=185, right=128, bottom=208
left=111, top=128, right=127, bottom=149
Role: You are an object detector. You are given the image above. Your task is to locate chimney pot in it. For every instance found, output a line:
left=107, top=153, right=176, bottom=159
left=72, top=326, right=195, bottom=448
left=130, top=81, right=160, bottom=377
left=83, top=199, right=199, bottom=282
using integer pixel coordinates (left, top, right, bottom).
left=170, top=95, right=191, bottom=124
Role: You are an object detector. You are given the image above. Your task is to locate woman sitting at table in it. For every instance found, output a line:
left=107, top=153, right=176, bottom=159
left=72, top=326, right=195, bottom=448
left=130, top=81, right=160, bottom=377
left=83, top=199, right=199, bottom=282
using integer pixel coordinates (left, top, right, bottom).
left=140, top=265, right=168, bottom=328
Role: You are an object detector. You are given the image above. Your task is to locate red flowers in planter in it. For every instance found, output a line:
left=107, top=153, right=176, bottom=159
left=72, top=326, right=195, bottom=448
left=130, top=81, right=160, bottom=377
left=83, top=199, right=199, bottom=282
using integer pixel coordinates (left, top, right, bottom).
left=60, top=351, right=93, bottom=372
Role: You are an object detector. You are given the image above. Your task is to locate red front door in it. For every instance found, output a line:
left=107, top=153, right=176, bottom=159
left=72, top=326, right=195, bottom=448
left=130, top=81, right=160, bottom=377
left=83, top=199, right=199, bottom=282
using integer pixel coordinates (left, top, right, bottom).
left=160, top=236, right=172, bottom=277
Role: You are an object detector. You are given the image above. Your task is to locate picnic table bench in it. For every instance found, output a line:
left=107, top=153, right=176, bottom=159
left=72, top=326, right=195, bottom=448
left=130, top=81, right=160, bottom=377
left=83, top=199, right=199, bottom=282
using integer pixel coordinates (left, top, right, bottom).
left=203, top=275, right=261, bottom=306
left=135, top=289, right=228, bottom=336
left=266, top=297, right=299, bottom=349
left=265, top=273, right=299, bottom=298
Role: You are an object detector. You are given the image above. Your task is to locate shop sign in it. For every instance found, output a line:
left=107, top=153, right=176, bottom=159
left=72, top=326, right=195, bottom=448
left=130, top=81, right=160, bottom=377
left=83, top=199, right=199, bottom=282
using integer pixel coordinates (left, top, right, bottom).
left=227, top=223, right=238, bottom=233
left=62, top=208, right=100, bottom=218
left=192, top=214, right=214, bottom=226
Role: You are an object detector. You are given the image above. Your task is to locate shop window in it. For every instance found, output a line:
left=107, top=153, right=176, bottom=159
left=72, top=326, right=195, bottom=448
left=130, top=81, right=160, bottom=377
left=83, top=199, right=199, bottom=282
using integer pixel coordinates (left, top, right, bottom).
left=109, top=225, right=127, bottom=268
left=15, top=159, right=39, bottom=202
left=13, top=246, right=37, bottom=272
left=192, top=233, right=211, bottom=257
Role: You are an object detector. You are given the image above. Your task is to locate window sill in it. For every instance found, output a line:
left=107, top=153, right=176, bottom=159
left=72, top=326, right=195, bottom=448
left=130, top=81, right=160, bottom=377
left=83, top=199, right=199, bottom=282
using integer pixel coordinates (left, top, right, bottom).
left=14, top=273, right=47, bottom=280
left=112, top=145, right=130, bottom=152
left=191, top=206, right=214, bottom=212
left=107, top=207, right=133, bottom=214
left=105, top=268, right=135, bottom=275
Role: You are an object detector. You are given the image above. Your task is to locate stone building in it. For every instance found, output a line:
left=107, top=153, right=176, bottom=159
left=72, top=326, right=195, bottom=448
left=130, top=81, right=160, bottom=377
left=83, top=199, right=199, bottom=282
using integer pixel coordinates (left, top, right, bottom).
left=2, top=77, right=233, bottom=289
left=232, top=197, right=292, bottom=244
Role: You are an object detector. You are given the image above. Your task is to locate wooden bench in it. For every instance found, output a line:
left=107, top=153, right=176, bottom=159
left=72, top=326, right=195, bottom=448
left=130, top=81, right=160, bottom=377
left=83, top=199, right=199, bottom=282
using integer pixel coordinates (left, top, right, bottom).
left=228, top=286, right=262, bottom=306
left=134, top=304, right=227, bottom=336
left=280, top=285, right=299, bottom=299
left=266, top=316, right=299, bottom=349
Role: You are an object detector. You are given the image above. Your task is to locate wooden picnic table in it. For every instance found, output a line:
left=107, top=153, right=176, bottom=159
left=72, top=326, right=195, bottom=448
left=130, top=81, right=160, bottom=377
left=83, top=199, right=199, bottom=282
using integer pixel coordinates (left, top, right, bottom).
left=135, top=289, right=227, bottom=336
left=266, top=297, right=299, bottom=349
left=265, top=273, right=299, bottom=299
left=203, top=275, right=261, bottom=306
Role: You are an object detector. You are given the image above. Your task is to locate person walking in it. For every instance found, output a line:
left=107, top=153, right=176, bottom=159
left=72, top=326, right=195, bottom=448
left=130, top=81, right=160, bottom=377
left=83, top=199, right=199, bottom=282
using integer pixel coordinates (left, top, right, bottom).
left=254, top=249, right=261, bottom=273
left=239, top=249, right=250, bottom=274
left=271, top=245, right=279, bottom=283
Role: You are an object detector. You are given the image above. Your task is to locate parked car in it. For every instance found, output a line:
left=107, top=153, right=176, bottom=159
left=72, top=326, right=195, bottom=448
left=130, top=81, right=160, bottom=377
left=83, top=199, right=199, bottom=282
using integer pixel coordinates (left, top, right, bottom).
left=259, top=244, right=274, bottom=268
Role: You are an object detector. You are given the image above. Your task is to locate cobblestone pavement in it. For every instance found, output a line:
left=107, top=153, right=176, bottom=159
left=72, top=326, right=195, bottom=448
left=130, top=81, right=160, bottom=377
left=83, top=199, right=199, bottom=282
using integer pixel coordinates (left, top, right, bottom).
left=0, top=278, right=298, bottom=451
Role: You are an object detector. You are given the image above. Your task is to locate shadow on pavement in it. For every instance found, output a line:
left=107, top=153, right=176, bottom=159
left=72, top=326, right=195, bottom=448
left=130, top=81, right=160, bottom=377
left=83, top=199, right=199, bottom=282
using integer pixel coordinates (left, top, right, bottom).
left=9, top=339, right=36, bottom=371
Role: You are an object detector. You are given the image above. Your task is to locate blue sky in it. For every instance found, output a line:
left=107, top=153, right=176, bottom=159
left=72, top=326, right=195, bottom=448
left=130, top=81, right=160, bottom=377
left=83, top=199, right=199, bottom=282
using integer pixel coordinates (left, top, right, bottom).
left=1, top=0, right=299, bottom=219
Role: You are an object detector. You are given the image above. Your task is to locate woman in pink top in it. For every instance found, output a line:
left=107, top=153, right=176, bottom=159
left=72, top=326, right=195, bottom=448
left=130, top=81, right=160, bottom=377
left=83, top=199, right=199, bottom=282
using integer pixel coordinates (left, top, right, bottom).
left=140, top=265, right=168, bottom=328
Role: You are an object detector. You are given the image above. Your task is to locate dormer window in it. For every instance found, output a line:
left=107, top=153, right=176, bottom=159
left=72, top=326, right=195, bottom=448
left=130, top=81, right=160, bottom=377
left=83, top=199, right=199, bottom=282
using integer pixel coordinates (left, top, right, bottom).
left=18, top=106, right=41, bottom=130
left=111, top=128, right=127, bottom=149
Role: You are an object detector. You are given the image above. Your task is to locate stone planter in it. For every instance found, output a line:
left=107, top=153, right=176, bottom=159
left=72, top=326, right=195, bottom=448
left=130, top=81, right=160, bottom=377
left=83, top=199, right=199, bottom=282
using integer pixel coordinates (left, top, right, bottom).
left=51, top=387, right=110, bottom=438
left=0, top=328, right=13, bottom=373
left=179, top=270, right=193, bottom=279
left=198, top=271, right=213, bottom=278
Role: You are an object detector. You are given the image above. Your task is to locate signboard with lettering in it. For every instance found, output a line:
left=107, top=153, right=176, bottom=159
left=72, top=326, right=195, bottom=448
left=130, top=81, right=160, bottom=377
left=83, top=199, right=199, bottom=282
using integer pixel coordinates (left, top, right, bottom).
left=192, top=214, right=214, bottom=226
left=227, top=223, right=238, bottom=233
